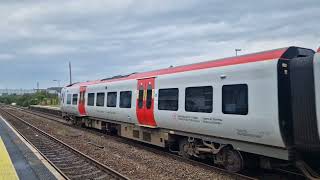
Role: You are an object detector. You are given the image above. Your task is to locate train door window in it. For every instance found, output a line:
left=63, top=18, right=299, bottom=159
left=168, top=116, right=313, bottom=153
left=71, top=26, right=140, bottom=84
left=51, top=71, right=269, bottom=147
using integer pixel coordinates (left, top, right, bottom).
left=185, top=86, right=213, bottom=113
left=138, top=86, right=144, bottom=109
left=72, top=94, right=78, bottom=105
left=146, top=85, right=152, bottom=109
left=107, top=92, right=117, bottom=107
left=87, top=93, right=95, bottom=106
left=120, top=91, right=132, bottom=108
left=158, top=88, right=179, bottom=111
left=61, top=93, right=65, bottom=104
left=79, top=91, right=85, bottom=104
left=96, top=92, right=105, bottom=107
left=222, top=84, right=248, bottom=115
left=66, top=94, right=71, bottom=105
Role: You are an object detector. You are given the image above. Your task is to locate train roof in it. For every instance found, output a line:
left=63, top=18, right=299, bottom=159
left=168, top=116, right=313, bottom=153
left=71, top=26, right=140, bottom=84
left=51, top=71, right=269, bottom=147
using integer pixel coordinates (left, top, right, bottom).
left=67, top=46, right=314, bottom=88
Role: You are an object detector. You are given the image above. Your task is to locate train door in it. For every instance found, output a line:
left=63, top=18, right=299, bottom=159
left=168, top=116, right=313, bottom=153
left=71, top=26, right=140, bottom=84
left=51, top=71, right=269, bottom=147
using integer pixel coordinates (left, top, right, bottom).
left=136, top=78, right=157, bottom=127
left=78, top=86, right=87, bottom=116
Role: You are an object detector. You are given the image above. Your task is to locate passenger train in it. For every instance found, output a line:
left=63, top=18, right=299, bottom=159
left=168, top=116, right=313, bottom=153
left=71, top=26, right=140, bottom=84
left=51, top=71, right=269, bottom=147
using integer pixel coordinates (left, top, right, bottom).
left=60, top=46, right=320, bottom=173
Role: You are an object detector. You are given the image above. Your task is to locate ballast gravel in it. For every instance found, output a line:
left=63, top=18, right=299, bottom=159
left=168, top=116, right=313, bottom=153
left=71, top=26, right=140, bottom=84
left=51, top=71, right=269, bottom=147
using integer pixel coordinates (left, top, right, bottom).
left=5, top=108, right=239, bottom=180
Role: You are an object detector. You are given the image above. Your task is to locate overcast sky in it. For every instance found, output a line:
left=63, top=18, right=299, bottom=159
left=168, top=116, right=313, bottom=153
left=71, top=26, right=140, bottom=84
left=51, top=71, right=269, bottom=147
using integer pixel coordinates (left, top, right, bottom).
left=0, top=0, right=319, bottom=89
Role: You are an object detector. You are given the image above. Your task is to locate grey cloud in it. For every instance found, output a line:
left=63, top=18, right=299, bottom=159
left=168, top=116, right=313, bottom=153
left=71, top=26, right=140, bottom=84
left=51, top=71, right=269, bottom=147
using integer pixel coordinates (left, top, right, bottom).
left=0, top=0, right=319, bottom=89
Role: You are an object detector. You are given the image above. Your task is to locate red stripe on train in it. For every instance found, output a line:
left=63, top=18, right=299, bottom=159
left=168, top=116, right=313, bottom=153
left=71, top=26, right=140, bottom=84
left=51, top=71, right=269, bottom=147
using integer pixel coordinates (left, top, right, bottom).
left=71, top=47, right=288, bottom=87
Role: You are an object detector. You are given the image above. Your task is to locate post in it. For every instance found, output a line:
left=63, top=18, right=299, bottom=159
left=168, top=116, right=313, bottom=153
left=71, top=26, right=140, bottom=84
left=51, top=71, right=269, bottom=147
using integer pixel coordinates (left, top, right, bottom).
left=235, top=49, right=241, bottom=56
left=69, top=61, right=72, bottom=85
left=53, top=80, right=61, bottom=87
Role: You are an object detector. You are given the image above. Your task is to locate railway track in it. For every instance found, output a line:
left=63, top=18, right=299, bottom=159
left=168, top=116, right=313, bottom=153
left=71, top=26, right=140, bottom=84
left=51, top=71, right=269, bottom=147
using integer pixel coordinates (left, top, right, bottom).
left=4, top=105, right=309, bottom=179
left=0, top=107, right=129, bottom=180
left=22, top=106, right=258, bottom=179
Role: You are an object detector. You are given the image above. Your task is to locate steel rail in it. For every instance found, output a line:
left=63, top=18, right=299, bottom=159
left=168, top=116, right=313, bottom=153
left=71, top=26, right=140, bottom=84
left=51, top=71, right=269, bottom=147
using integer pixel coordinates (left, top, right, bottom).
left=0, top=107, right=130, bottom=180
left=9, top=105, right=259, bottom=180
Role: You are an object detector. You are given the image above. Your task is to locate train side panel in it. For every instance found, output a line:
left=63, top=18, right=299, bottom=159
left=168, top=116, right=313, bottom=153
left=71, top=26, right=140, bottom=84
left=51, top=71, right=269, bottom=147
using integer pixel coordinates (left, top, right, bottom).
left=61, top=59, right=285, bottom=149
left=153, top=59, right=285, bottom=148
left=61, top=86, right=80, bottom=116
left=85, top=80, right=138, bottom=124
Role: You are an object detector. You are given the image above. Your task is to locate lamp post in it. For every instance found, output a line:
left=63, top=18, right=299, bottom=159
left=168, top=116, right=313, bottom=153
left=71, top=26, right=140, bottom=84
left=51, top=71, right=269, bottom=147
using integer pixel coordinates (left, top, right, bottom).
left=53, top=80, right=61, bottom=87
left=69, top=62, right=72, bottom=85
left=235, top=49, right=242, bottom=56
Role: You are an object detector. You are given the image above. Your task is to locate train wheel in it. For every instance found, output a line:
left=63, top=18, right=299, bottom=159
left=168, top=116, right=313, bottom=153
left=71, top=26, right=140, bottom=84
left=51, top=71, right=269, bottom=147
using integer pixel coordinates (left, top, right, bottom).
left=179, top=139, right=192, bottom=158
left=222, top=148, right=244, bottom=173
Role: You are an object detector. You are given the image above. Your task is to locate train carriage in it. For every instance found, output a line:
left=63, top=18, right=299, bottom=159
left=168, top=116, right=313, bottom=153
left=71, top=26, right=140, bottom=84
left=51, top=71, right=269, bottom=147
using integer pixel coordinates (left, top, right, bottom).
left=61, top=46, right=320, bottom=173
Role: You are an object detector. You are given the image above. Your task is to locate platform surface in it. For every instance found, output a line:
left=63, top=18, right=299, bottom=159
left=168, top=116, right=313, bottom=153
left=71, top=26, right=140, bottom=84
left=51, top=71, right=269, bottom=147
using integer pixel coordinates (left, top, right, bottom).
left=0, top=116, right=63, bottom=180
left=29, top=105, right=61, bottom=111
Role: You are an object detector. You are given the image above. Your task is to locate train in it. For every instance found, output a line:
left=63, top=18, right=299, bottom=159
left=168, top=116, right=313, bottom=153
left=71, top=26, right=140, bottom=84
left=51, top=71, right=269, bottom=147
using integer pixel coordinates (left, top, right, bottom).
left=60, top=46, right=320, bottom=173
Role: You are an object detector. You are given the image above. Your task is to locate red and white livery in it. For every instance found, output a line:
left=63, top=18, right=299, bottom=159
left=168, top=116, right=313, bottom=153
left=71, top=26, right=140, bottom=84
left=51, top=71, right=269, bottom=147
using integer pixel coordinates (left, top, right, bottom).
left=61, top=46, right=320, bottom=172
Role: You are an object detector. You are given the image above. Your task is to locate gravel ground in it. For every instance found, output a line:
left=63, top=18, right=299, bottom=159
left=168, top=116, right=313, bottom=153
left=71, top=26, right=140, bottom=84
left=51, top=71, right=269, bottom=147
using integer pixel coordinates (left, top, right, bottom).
left=3, top=107, right=238, bottom=180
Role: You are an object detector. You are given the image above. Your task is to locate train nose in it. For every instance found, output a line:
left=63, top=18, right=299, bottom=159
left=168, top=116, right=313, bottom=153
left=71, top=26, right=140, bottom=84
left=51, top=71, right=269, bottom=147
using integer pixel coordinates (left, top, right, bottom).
left=313, top=52, right=320, bottom=145
left=289, top=50, right=320, bottom=152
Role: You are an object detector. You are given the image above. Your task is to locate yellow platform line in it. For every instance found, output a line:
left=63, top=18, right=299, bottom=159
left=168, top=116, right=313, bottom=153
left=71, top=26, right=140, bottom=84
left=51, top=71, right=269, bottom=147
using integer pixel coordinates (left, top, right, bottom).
left=0, top=137, right=19, bottom=180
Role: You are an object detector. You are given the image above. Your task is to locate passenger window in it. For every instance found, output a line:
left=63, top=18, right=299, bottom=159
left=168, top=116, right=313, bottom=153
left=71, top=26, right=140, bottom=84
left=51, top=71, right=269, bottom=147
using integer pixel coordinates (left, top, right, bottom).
left=72, top=94, right=78, bottom=105
left=87, top=93, right=95, bottom=106
left=146, top=85, right=152, bottom=109
left=107, top=92, right=117, bottom=107
left=222, top=84, right=248, bottom=115
left=138, top=86, right=144, bottom=109
left=120, top=91, right=132, bottom=108
left=96, top=92, right=105, bottom=107
left=185, top=86, right=213, bottom=113
left=158, top=88, right=178, bottom=111
left=66, top=94, right=71, bottom=105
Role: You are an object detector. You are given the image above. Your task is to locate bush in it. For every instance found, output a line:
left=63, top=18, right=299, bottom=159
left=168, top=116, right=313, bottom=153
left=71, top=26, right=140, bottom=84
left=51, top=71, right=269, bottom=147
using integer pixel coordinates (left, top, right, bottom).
left=0, top=91, right=59, bottom=107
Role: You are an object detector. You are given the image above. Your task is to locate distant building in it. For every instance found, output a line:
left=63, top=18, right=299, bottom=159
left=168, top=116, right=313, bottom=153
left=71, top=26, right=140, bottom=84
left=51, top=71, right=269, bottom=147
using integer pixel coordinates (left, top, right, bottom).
left=47, top=87, right=63, bottom=93
left=0, top=89, right=37, bottom=96
left=0, top=88, right=61, bottom=96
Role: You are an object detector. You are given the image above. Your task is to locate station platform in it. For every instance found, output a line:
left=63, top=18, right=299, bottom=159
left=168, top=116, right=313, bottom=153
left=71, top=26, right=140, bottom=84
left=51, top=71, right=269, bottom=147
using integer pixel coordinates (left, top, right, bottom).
left=0, top=116, right=64, bottom=180
left=29, top=105, right=61, bottom=117
left=29, top=105, right=61, bottom=111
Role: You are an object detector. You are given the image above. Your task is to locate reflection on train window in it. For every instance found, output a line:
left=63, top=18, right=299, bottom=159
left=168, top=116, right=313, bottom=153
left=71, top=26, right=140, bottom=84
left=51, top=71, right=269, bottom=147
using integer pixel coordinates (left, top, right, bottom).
left=222, top=84, right=248, bottom=115
left=146, top=85, right=152, bottom=109
left=96, top=92, right=105, bottom=107
left=87, top=93, right=95, bottom=106
left=185, top=86, right=213, bottom=113
left=72, top=94, right=78, bottom=105
left=158, top=88, right=178, bottom=111
left=138, top=86, right=144, bottom=109
left=107, top=92, right=117, bottom=107
left=66, top=94, right=71, bottom=105
left=120, top=91, right=132, bottom=108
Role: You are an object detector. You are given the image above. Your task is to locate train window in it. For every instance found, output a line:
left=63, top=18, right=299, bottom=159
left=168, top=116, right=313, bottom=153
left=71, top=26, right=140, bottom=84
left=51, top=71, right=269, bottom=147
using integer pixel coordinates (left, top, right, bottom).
left=72, top=94, right=78, bottom=105
left=158, top=88, right=179, bottom=111
left=87, top=93, right=95, bottom=106
left=146, top=85, right=152, bottom=109
left=96, top=92, right=105, bottom=107
left=66, top=94, right=71, bottom=105
left=138, top=86, right=144, bottom=109
left=222, top=84, right=248, bottom=115
left=61, top=93, right=65, bottom=104
left=185, top=86, right=213, bottom=113
left=120, top=91, right=132, bottom=108
left=107, top=92, right=117, bottom=107
left=79, top=91, right=85, bottom=104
